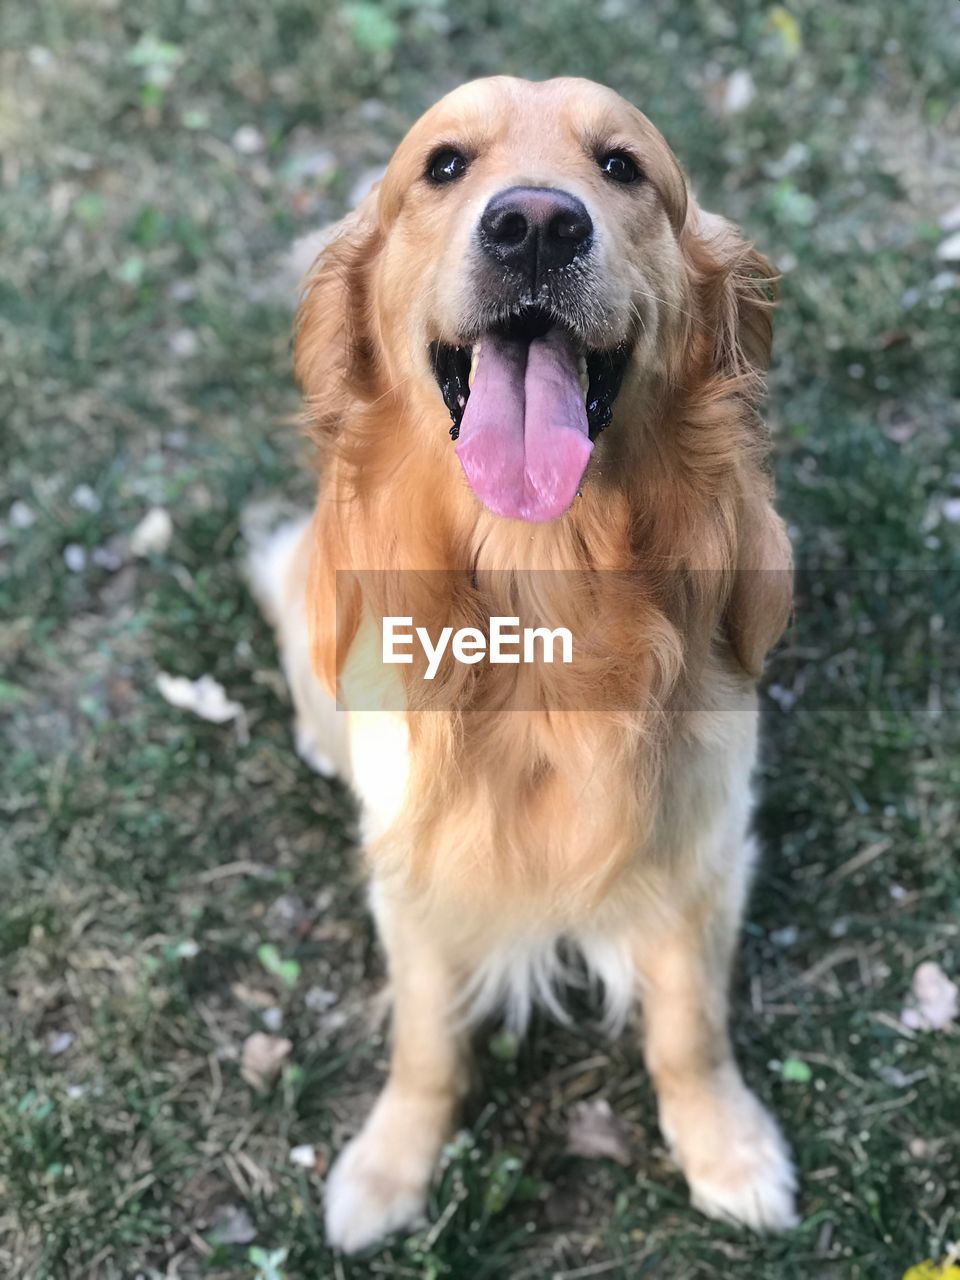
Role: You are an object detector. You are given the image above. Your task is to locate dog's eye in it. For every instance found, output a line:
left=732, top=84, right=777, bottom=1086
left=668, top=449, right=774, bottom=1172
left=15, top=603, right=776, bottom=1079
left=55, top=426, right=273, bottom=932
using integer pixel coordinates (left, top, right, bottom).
left=598, top=152, right=641, bottom=184
left=427, top=149, right=469, bottom=184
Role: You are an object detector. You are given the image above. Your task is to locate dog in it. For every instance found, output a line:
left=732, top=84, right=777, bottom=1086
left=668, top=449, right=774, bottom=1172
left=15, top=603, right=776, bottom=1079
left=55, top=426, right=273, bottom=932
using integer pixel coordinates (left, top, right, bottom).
left=250, top=75, right=796, bottom=1253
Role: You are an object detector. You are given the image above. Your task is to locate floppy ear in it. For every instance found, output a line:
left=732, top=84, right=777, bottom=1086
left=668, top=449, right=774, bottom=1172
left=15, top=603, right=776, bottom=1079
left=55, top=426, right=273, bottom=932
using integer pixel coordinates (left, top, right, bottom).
left=725, top=490, right=793, bottom=678
left=681, top=201, right=778, bottom=386
left=293, top=195, right=381, bottom=697
left=294, top=190, right=382, bottom=441
left=681, top=201, right=791, bottom=674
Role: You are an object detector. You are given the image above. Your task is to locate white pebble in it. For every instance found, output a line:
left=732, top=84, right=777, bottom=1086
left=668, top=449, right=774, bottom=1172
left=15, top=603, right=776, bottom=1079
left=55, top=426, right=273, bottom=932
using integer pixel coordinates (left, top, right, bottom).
left=232, top=124, right=266, bottom=155
left=289, top=1143, right=317, bottom=1169
left=130, top=507, right=173, bottom=557
left=304, top=985, right=338, bottom=1013
left=63, top=544, right=87, bottom=572
left=262, top=1006, right=284, bottom=1033
left=168, top=328, right=199, bottom=358
left=936, top=231, right=960, bottom=262
left=9, top=500, right=35, bottom=529
left=71, top=484, right=101, bottom=513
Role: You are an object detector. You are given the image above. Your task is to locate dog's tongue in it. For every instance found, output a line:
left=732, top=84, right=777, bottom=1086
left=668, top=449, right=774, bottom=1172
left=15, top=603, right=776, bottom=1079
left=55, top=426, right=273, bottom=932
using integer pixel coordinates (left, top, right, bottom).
left=455, top=330, right=592, bottom=522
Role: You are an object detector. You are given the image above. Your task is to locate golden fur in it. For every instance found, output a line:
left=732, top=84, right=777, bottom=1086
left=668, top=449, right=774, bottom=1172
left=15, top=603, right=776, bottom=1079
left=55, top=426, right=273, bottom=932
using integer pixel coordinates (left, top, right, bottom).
left=254, top=76, right=797, bottom=1251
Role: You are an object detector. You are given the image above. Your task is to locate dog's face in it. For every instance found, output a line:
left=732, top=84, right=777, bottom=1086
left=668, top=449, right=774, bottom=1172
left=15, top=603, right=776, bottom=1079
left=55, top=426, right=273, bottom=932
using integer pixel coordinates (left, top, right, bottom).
left=300, top=77, right=773, bottom=524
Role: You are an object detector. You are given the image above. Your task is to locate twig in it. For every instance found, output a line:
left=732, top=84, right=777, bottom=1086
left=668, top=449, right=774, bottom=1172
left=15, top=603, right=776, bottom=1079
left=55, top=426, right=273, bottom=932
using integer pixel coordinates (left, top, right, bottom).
left=195, top=859, right=275, bottom=883
left=552, top=1249, right=654, bottom=1279
left=826, top=838, right=892, bottom=885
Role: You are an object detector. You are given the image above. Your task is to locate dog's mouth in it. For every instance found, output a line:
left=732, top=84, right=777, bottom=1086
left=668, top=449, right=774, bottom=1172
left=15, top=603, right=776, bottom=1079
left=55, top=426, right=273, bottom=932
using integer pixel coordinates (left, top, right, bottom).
left=430, top=305, right=630, bottom=523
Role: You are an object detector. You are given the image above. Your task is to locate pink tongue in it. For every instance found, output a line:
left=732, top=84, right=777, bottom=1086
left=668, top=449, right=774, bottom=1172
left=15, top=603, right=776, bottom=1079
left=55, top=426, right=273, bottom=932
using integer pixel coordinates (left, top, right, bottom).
left=455, top=330, right=592, bottom=522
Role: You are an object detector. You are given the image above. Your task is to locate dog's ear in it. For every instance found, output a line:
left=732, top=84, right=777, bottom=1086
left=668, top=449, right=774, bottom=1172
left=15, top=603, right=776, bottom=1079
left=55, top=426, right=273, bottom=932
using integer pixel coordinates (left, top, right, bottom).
left=294, top=189, right=382, bottom=440
left=681, top=201, right=777, bottom=385
left=725, top=490, right=793, bottom=679
left=295, top=194, right=381, bottom=695
left=679, top=201, right=788, bottom=675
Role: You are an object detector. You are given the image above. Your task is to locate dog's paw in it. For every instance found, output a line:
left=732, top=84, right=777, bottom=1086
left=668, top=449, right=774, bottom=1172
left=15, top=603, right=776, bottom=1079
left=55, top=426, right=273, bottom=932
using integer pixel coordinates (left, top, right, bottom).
left=324, top=1129, right=430, bottom=1254
left=664, top=1083, right=798, bottom=1234
left=687, top=1122, right=798, bottom=1233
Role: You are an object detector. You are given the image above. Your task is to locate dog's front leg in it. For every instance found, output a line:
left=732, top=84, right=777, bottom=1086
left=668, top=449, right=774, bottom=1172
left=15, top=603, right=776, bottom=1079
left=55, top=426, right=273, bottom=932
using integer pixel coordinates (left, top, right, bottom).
left=633, top=885, right=798, bottom=1233
left=324, top=884, right=469, bottom=1254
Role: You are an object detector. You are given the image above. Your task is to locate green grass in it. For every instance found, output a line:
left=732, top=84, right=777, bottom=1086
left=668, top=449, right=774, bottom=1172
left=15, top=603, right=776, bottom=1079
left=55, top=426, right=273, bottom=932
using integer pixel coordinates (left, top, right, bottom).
left=2, top=1, right=959, bottom=1277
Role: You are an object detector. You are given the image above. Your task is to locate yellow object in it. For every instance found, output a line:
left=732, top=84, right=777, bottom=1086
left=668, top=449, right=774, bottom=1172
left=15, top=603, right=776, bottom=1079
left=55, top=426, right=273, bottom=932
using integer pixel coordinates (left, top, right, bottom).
left=902, top=1264, right=960, bottom=1280
left=766, top=6, right=803, bottom=56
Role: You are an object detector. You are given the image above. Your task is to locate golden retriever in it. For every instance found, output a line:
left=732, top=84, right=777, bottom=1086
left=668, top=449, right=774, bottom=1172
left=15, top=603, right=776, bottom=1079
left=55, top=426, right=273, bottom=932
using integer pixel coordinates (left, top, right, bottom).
left=251, top=75, right=796, bottom=1253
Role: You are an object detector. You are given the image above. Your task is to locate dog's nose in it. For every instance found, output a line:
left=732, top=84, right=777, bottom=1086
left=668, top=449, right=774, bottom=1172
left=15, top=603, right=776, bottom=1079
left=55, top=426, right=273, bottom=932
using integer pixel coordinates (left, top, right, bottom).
left=479, top=186, right=593, bottom=284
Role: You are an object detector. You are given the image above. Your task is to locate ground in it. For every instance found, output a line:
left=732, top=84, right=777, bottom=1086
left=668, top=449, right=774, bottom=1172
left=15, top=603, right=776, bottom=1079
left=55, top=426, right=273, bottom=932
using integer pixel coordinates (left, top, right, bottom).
left=1, top=2, right=959, bottom=1278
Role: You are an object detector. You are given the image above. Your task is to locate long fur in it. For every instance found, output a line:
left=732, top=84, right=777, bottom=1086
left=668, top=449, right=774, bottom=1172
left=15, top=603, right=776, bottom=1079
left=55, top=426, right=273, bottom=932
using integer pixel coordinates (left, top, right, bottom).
left=260, top=75, right=799, bottom=1252
left=295, top=136, right=789, bottom=927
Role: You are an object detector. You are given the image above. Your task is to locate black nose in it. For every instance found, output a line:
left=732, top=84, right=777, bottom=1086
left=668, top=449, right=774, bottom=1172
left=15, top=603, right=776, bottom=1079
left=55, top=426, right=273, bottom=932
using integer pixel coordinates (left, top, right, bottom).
left=479, top=186, right=593, bottom=286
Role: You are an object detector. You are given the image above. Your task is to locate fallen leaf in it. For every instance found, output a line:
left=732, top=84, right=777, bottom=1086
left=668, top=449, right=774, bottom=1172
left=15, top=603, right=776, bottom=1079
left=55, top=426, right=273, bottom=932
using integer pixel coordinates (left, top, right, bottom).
left=722, top=69, right=755, bottom=114
left=208, top=1203, right=257, bottom=1245
left=126, top=34, right=183, bottom=80
left=92, top=535, right=128, bottom=571
left=766, top=5, right=803, bottom=56
left=257, top=943, right=300, bottom=988
left=130, top=506, right=173, bottom=557
left=901, top=961, right=958, bottom=1031
left=566, top=1099, right=631, bottom=1166
left=264, top=892, right=308, bottom=936
left=46, top=1030, right=75, bottom=1056
left=304, top=985, right=338, bottom=1013
left=156, top=672, right=244, bottom=725
left=902, top=1263, right=960, bottom=1280
left=288, top=1143, right=327, bottom=1174
left=248, top=1246, right=289, bottom=1280
left=488, top=1029, right=519, bottom=1061
left=231, top=982, right=277, bottom=1009
left=781, top=1056, right=813, bottom=1084
left=482, top=1151, right=525, bottom=1216
left=240, top=1032, right=292, bottom=1092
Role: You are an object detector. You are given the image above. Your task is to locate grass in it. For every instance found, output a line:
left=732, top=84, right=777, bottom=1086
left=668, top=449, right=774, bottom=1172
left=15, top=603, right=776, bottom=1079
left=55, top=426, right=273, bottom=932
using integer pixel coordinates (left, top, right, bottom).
left=1, top=1, right=959, bottom=1277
